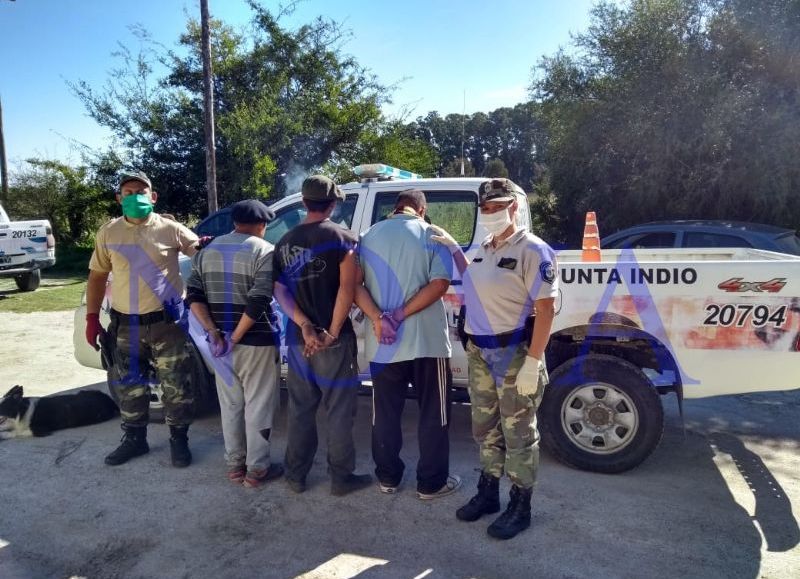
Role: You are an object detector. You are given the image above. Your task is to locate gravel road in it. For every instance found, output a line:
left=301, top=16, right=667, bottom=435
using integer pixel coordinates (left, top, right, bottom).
left=0, top=311, right=798, bottom=578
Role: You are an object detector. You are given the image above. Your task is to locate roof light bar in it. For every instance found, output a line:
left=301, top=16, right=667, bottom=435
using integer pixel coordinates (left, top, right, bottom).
left=353, top=163, right=422, bottom=180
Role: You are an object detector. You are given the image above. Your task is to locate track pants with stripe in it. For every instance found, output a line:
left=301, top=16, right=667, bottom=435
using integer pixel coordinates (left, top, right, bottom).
left=370, top=357, right=452, bottom=494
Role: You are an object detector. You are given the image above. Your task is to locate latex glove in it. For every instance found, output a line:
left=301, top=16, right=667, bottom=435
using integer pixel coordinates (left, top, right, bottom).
left=516, top=355, right=546, bottom=396
left=85, top=313, right=105, bottom=351
left=429, top=225, right=460, bottom=251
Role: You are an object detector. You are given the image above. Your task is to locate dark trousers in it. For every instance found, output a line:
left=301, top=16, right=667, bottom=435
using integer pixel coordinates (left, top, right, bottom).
left=284, top=334, right=360, bottom=483
left=370, top=357, right=452, bottom=494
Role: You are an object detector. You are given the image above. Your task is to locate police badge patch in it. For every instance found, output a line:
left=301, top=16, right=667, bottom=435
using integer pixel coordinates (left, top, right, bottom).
left=540, top=261, right=556, bottom=283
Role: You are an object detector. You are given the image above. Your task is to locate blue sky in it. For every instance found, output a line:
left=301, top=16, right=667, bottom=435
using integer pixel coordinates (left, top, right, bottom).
left=0, top=0, right=597, bottom=169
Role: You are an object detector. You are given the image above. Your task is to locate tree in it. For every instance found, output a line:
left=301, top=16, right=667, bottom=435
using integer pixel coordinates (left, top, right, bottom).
left=484, top=158, right=509, bottom=178
left=6, top=159, right=115, bottom=244
left=71, top=4, right=389, bottom=218
left=409, top=102, right=545, bottom=189
left=532, top=0, right=800, bottom=243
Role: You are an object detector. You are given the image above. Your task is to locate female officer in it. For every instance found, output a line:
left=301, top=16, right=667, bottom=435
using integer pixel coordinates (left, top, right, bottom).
left=432, top=178, right=558, bottom=540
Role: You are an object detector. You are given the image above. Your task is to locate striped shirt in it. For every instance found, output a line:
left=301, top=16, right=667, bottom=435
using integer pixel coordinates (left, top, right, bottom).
left=185, top=232, right=280, bottom=346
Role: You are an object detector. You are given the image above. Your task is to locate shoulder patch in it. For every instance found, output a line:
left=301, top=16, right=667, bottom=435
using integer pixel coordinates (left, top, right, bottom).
left=539, top=261, right=556, bottom=284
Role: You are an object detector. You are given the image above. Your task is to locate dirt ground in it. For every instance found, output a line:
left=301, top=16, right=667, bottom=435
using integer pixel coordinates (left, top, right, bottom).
left=0, top=311, right=798, bottom=579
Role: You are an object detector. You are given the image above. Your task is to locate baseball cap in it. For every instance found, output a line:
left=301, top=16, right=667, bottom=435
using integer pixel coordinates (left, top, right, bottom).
left=478, top=178, right=517, bottom=206
left=118, top=170, right=152, bottom=191
left=302, top=175, right=344, bottom=201
left=230, top=199, right=275, bottom=224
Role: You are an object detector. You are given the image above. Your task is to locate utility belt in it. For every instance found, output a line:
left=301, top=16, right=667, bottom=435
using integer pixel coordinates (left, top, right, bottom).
left=466, top=328, right=528, bottom=349
left=110, top=308, right=174, bottom=326
left=458, top=305, right=534, bottom=349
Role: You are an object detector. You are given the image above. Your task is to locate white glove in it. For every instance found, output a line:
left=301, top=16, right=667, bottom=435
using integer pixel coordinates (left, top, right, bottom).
left=429, top=225, right=459, bottom=251
left=516, top=356, right=546, bottom=396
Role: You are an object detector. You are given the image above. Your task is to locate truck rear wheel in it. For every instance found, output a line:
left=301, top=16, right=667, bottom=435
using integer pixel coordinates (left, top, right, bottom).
left=539, top=354, right=664, bottom=473
left=15, top=270, right=41, bottom=292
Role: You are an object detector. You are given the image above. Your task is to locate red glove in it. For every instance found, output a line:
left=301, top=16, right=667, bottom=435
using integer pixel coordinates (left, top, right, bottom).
left=86, top=313, right=105, bottom=351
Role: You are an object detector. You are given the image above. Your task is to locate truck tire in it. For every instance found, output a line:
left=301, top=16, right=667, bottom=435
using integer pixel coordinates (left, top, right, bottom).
left=539, top=354, right=664, bottom=474
left=14, top=270, right=41, bottom=292
left=105, top=337, right=217, bottom=423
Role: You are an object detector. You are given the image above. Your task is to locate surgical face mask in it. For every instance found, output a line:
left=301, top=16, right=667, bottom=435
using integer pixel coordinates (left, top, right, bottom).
left=121, top=193, right=154, bottom=219
left=478, top=208, right=512, bottom=236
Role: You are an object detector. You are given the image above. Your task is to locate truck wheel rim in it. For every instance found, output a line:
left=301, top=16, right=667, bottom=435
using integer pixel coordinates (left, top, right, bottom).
left=560, top=383, right=640, bottom=455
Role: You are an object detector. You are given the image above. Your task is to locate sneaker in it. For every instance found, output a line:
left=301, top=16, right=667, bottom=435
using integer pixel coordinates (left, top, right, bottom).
left=331, top=473, right=372, bottom=496
left=379, top=481, right=399, bottom=494
left=417, top=475, right=462, bottom=500
left=242, top=463, right=284, bottom=488
left=227, top=466, right=246, bottom=484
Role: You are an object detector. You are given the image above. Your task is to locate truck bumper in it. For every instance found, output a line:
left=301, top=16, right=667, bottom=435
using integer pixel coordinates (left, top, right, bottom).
left=0, top=256, right=56, bottom=277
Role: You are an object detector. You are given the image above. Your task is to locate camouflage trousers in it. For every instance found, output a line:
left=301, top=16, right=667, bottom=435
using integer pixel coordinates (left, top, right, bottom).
left=109, top=317, right=194, bottom=428
left=466, top=339, right=548, bottom=489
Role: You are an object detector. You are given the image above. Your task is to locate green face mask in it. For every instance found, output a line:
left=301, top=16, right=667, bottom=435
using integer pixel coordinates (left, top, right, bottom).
left=121, top=193, right=154, bottom=219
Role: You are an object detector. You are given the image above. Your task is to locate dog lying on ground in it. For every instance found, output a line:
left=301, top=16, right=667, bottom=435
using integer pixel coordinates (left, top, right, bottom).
left=0, top=385, right=119, bottom=439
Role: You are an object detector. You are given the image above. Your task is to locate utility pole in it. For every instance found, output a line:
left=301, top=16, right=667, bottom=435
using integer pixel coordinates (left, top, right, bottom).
left=0, top=95, right=8, bottom=201
left=200, top=0, right=218, bottom=214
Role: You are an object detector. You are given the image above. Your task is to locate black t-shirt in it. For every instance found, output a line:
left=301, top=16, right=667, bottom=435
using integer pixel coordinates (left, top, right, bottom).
left=273, top=219, right=356, bottom=345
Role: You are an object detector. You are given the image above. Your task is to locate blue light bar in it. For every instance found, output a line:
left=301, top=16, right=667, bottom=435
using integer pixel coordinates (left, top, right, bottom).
left=353, top=163, right=422, bottom=180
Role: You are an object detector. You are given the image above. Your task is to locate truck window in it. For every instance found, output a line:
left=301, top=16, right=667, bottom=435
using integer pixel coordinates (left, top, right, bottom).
left=684, top=232, right=751, bottom=249
left=264, top=194, right=358, bottom=245
left=371, top=190, right=477, bottom=247
left=196, top=210, right=233, bottom=237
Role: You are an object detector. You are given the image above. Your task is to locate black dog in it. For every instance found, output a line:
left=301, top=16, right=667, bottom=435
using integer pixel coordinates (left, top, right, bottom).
left=0, top=385, right=119, bottom=439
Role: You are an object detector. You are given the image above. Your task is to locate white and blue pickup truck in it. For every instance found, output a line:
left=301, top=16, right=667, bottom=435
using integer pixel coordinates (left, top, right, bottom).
left=72, top=164, right=800, bottom=473
left=0, top=202, right=56, bottom=291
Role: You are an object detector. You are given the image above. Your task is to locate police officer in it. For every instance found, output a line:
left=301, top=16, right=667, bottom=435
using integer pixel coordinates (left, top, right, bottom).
left=85, top=170, right=200, bottom=468
left=432, top=178, right=558, bottom=540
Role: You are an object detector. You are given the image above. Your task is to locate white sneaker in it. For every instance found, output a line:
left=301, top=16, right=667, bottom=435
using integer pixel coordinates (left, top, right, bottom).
left=417, top=475, right=462, bottom=500
left=379, top=481, right=399, bottom=494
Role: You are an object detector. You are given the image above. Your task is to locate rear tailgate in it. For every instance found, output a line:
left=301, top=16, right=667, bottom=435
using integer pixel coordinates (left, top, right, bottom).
left=0, top=220, right=56, bottom=274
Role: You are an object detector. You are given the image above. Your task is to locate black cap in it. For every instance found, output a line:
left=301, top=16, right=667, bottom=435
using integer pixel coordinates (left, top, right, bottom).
left=231, top=200, right=275, bottom=224
left=118, top=170, right=152, bottom=191
left=302, top=175, right=344, bottom=201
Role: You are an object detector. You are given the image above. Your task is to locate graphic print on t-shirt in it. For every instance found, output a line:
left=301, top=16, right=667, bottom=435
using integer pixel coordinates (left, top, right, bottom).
left=278, top=244, right=327, bottom=281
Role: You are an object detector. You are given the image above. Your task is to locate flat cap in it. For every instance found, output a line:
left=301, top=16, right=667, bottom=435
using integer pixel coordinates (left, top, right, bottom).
left=478, top=178, right=517, bottom=206
left=118, top=170, right=152, bottom=191
left=230, top=199, right=275, bottom=224
left=302, top=175, right=344, bottom=201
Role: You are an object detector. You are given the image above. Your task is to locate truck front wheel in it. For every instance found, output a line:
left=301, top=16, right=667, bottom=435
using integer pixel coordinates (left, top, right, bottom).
left=15, top=270, right=41, bottom=292
left=539, top=354, right=664, bottom=473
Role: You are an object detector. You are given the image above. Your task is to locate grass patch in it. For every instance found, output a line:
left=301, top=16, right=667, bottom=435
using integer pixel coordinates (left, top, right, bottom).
left=0, top=276, right=86, bottom=313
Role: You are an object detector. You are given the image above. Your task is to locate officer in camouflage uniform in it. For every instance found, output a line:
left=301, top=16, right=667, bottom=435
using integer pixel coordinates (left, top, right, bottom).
left=431, top=178, right=558, bottom=540
left=85, top=170, right=199, bottom=468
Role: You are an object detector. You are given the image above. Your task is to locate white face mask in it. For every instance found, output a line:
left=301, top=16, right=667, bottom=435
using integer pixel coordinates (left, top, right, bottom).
left=478, top=209, right=512, bottom=236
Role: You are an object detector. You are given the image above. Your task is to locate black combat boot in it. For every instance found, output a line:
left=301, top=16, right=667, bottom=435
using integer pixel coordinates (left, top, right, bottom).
left=487, top=484, right=532, bottom=540
left=456, top=471, right=500, bottom=522
left=105, top=426, right=149, bottom=466
left=169, top=425, right=192, bottom=468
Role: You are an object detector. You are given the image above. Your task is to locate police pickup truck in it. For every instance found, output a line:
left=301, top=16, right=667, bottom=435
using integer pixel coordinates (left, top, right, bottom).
left=0, top=202, right=56, bottom=291
left=73, top=164, right=800, bottom=474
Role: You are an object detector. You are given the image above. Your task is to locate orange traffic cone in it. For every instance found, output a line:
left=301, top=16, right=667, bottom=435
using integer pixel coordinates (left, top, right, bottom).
left=581, top=211, right=601, bottom=262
